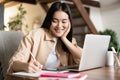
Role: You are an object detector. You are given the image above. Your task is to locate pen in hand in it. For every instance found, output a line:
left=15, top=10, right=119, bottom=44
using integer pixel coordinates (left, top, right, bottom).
left=29, top=50, right=36, bottom=61
left=26, top=49, right=43, bottom=70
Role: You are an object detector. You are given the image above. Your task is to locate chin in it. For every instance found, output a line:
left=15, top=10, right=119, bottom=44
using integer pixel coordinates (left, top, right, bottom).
left=53, top=32, right=63, bottom=37
left=55, top=35, right=62, bottom=37
left=54, top=34, right=63, bottom=37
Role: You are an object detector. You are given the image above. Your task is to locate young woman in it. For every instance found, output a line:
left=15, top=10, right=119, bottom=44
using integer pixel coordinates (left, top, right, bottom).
left=7, top=1, right=82, bottom=73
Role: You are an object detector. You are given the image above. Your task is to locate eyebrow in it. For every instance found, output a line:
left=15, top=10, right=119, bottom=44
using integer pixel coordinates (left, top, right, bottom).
left=52, top=18, right=68, bottom=21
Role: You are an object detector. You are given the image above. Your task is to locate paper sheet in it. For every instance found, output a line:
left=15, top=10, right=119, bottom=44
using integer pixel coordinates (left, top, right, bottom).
left=12, top=70, right=57, bottom=77
left=12, top=70, right=69, bottom=77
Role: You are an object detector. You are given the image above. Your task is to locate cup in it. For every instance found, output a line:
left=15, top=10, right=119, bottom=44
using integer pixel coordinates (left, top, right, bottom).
left=106, top=51, right=114, bottom=66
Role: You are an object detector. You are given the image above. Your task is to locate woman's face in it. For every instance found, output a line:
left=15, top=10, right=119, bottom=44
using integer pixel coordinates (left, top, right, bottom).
left=50, top=10, right=70, bottom=37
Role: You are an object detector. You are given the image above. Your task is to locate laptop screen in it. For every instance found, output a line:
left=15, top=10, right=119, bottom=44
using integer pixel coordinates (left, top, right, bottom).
left=78, top=34, right=110, bottom=71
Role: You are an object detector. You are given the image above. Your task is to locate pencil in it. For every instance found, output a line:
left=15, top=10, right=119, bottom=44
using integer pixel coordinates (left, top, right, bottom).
left=111, top=47, right=117, bottom=54
left=113, top=53, right=120, bottom=66
left=26, top=49, right=36, bottom=60
left=29, top=51, right=36, bottom=61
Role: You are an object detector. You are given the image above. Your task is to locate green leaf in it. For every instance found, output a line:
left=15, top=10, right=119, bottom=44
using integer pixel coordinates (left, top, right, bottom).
left=99, top=29, right=119, bottom=49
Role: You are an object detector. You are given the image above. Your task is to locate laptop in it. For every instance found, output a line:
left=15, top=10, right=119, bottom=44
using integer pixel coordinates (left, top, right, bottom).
left=68, top=34, right=111, bottom=72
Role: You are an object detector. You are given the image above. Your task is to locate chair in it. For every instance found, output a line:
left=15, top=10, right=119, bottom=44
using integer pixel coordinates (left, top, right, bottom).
left=0, top=31, right=24, bottom=80
left=0, top=61, right=4, bottom=80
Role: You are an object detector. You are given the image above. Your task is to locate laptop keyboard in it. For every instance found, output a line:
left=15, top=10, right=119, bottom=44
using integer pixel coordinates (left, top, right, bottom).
left=57, top=65, right=79, bottom=71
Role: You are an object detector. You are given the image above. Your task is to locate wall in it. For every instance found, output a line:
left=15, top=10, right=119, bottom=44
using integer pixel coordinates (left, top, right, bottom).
left=4, top=3, right=46, bottom=34
left=100, top=0, right=120, bottom=47
left=89, top=0, right=120, bottom=47
left=90, top=7, right=103, bottom=31
left=4, top=1, right=120, bottom=46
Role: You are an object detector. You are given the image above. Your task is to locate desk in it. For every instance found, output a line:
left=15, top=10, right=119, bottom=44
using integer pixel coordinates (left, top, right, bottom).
left=7, top=67, right=120, bottom=80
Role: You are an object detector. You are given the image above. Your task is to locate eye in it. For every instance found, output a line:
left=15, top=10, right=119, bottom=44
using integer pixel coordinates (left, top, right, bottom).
left=52, top=19, right=56, bottom=22
left=62, top=20, right=67, bottom=24
left=52, top=18, right=58, bottom=23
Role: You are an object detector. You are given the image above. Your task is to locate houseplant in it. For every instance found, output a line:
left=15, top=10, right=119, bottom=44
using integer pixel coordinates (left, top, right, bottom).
left=99, top=29, right=119, bottom=49
left=8, top=4, right=28, bottom=31
left=100, top=29, right=120, bottom=66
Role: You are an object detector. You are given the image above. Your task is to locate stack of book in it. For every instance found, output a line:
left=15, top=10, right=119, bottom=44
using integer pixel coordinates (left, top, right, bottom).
left=39, top=72, right=88, bottom=80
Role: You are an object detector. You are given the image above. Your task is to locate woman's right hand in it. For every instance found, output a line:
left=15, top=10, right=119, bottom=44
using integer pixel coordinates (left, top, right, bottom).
left=26, top=60, right=43, bottom=73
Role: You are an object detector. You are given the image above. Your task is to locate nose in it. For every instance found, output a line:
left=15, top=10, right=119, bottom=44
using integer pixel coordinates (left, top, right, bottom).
left=57, top=22, right=62, bottom=28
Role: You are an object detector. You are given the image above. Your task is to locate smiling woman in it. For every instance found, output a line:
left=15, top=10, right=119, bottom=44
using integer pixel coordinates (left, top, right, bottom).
left=50, top=10, right=70, bottom=37
left=7, top=1, right=82, bottom=74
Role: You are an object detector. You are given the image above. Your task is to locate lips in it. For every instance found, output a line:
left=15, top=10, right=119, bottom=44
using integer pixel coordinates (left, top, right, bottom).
left=55, top=28, right=64, bottom=33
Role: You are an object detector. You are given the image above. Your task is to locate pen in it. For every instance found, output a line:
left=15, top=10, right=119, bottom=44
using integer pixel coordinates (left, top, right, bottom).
left=111, top=47, right=118, bottom=56
left=111, top=47, right=117, bottom=54
left=26, top=49, right=43, bottom=68
left=26, top=49, right=36, bottom=60
left=29, top=51, right=36, bottom=61
left=111, top=47, right=120, bottom=67
left=113, top=53, right=120, bottom=67
left=25, top=49, right=44, bottom=69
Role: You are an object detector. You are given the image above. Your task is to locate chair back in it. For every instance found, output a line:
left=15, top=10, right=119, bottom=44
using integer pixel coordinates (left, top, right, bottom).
left=0, top=31, right=24, bottom=80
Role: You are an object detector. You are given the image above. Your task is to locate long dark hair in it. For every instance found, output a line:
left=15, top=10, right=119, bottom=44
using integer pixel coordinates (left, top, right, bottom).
left=41, top=2, right=73, bottom=52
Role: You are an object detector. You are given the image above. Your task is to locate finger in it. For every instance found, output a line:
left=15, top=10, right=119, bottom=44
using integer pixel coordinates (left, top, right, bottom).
left=27, top=64, right=38, bottom=73
left=40, top=65, right=43, bottom=69
left=68, top=22, right=71, bottom=31
left=33, top=60, right=39, bottom=66
left=29, top=62, right=40, bottom=72
left=66, top=22, right=70, bottom=31
left=28, top=66, right=37, bottom=73
left=33, top=61, right=43, bottom=69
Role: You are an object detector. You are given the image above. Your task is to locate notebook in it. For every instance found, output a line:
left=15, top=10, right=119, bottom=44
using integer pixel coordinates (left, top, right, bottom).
left=68, top=34, right=111, bottom=71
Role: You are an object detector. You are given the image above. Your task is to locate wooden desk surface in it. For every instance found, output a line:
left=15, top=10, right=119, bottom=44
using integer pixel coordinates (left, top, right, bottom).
left=80, top=67, right=120, bottom=80
left=7, top=67, right=120, bottom=80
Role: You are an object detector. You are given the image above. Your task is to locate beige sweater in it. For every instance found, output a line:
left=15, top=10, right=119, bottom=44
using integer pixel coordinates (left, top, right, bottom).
left=7, top=28, right=81, bottom=74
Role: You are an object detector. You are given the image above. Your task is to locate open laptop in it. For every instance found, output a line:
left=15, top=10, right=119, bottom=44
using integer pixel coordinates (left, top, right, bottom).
left=67, top=34, right=111, bottom=72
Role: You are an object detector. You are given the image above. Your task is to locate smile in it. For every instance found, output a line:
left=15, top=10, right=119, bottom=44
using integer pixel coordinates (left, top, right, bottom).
left=55, top=28, right=64, bottom=33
